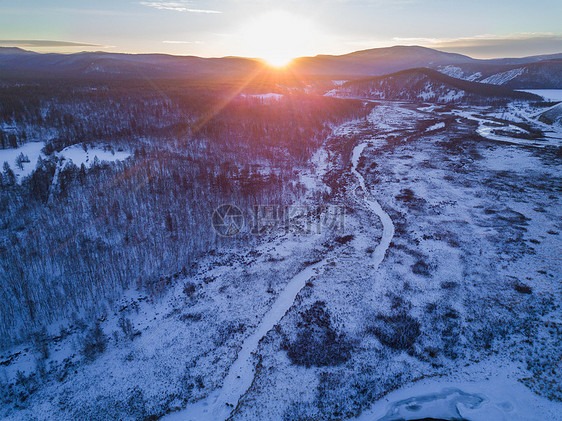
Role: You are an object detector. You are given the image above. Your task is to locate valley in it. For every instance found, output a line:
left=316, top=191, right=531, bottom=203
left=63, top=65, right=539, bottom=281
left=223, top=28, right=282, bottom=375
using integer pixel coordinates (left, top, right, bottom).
left=1, top=0, right=561, bottom=415
left=1, top=90, right=560, bottom=419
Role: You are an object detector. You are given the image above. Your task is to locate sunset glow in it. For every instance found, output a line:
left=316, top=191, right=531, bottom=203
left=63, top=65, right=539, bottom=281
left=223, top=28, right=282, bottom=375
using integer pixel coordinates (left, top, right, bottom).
left=238, top=11, right=323, bottom=67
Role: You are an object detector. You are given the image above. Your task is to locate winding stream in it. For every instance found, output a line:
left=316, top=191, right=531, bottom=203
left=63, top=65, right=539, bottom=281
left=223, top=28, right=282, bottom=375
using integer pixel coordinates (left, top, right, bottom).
left=351, top=142, right=395, bottom=269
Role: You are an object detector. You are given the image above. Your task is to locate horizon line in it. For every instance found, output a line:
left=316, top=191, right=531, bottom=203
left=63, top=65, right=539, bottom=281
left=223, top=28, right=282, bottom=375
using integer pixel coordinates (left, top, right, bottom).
left=2, top=43, right=562, bottom=62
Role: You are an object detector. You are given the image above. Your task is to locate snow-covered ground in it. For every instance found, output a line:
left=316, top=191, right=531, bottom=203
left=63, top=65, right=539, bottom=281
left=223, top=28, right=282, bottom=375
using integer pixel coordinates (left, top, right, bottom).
left=481, top=68, right=525, bottom=85
left=437, top=65, right=482, bottom=82
left=0, top=142, right=130, bottom=184
left=425, top=122, right=446, bottom=132
left=242, top=93, right=284, bottom=102
left=298, top=146, right=330, bottom=197
left=57, top=144, right=131, bottom=168
left=237, top=101, right=561, bottom=420
left=164, top=259, right=332, bottom=421
left=0, top=141, right=45, bottom=181
left=2, top=99, right=560, bottom=421
left=449, top=107, right=562, bottom=148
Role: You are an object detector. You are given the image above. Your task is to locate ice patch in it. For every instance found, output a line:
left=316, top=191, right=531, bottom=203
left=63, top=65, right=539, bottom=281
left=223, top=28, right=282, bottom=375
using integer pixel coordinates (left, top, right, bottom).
left=378, top=388, right=485, bottom=421
left=356, top=375, right=562, bottom=421
left=516, top=89, right=562, bottom=102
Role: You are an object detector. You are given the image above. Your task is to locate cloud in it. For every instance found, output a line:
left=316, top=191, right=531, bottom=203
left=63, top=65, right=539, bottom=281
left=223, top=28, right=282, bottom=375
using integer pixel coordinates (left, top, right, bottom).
left=394, top=33, right=562, bottom=58
left=0, top=40, right=106, bottom=48
left=163, top=40, right=203, bottom=44
left=140, top=1, right=221, bottom=13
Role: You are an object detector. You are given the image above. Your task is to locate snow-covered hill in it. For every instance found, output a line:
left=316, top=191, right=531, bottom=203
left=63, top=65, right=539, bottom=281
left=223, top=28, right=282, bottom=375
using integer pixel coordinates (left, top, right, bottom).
left=437, top=59, right=562, bottom=89
left=328, top=68, right=541, bottom=103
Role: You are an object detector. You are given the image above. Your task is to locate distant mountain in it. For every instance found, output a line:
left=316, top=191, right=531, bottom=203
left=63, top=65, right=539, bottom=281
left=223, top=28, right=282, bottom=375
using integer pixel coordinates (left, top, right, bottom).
left=327, top=68, right=542, bottom=103
left=0, top=47, right=263, bottom=78
left=292, top=46, right=476, bottom=76
left=291, top=46, right=562, bottom=84
left=437, top=59, right=562, bottom=89
left=0, top=46, right=561, bottom=85
left=481, top=52, right=562, bottom=65
left=0, top=47, right=37, bottom=55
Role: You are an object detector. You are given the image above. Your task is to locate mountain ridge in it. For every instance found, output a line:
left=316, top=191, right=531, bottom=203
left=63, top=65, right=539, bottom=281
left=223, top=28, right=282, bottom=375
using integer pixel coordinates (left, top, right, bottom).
left=0, top=45, right=561, bottom=83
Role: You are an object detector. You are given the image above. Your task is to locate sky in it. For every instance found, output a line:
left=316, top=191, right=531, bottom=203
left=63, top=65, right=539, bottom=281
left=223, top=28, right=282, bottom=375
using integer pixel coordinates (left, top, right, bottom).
left=0, top=0, right=561, bottom=63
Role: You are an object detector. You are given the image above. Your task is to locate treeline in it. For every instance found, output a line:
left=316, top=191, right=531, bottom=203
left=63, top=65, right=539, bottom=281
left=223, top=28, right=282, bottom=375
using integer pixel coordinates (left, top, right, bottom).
left=0, top=78, right=370, bottom=348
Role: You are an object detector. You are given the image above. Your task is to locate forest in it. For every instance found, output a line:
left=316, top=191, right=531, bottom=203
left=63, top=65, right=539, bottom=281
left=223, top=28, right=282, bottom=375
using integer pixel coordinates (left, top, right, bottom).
left=0, top=75, right=370, bottom=349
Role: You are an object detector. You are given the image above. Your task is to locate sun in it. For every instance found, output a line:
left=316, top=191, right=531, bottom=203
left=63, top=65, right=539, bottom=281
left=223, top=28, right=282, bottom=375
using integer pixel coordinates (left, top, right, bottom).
left=238, top=11, right=322, bottom=67
left=265, top=53, right=294, bottom=69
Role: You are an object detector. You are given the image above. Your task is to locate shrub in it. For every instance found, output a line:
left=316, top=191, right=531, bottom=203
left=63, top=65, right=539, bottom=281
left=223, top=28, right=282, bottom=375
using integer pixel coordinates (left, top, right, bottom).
left=214, top=321, right=245, bottom=346
left=15, top=153, right=30, bottom=170
left=283, top=402, right=320, bottom=421
left=118, top=315, right=139, bottom=341
left=334, top=234, right=354, bottom=245
left=395, top=188, right=426, bottom=211
left=412, top=259, right=433, bottom=277
left=282, top=301, right=352, bottom=368
left=513, top=282, right=532, bottom=294
left=441, top=281, right=458, bottom=289
left=179, top=313, right=202, bottom=323
left=183, top=282, right=196, bottom=297
left=81, top=322, right=108, bottom=360
left=31, top=327, right=50, bottom=360
left=366, top=313, right=421, bottom=350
